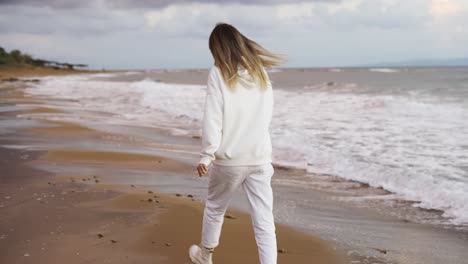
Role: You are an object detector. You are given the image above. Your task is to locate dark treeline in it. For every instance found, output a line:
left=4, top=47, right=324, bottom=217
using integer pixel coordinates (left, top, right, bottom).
left=0, top=46, right=87, bottom=70
left=0, top=46, right=40, bottom=66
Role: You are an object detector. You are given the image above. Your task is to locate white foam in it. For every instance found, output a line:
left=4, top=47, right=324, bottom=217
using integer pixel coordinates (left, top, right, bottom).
left=369, top=68, right=400, bottom=73
left=266, top=68, right=282, bottom=73
left=1, top=144, right=32, bottom=150
left=272, top=89, right=468, bottom=224
left=24, top=74, right=468, bottom=225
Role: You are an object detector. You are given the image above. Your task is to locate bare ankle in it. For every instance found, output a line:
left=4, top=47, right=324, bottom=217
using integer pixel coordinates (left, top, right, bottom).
left=202, top=245, right=215, bottom=252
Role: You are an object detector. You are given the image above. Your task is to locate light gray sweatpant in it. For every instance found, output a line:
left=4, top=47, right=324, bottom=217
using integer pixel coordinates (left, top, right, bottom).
left=201, top=162, right=277, bottom=264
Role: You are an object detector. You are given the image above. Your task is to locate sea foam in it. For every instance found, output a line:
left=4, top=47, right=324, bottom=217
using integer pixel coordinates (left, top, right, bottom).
left=24, top=73, right=468, bottom=225
left=369, top=68, right=400, bottom=73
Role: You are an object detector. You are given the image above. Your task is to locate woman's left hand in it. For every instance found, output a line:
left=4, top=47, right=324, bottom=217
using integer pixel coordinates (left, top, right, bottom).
left=197, top=163, right=208, bottom=177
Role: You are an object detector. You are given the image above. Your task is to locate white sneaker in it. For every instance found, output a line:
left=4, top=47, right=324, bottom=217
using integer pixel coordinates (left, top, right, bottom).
left=188, top=244, right=213, bottom=264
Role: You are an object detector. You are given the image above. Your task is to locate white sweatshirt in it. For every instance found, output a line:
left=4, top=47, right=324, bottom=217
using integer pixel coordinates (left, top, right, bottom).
left=199, top=65, right=274, bottom=166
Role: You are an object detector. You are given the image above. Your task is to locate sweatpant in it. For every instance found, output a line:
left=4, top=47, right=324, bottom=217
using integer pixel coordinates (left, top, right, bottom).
left=201, top=162, right=277, bottom=264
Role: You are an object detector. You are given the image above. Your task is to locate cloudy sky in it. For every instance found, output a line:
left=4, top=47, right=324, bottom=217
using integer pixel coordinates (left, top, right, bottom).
left=1, top=0, right=467, bottom=69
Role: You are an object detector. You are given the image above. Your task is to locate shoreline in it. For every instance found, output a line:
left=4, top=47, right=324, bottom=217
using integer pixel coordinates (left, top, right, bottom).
left=0, top=145, right=346, bottom=264
left=0, top=69, right=348, bottom=263
left=2, top=68, right=468, bottom=264
left=110, top=68, right=468, bottom=229
left=0, top=65, right=106, bottom=79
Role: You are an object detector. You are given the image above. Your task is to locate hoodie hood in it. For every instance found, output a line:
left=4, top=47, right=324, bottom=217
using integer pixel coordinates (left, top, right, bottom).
left=237, top=67, right=256, bottom=89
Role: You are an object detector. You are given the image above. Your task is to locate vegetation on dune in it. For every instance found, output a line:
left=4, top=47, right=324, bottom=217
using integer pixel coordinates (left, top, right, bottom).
left=0, top=46, right=87, bottom=70
left=0, top=46, right=36, bottom=66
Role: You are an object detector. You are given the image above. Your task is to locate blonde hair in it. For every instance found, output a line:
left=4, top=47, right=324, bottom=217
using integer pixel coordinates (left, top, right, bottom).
left=209, top=22, right=287, bottom=90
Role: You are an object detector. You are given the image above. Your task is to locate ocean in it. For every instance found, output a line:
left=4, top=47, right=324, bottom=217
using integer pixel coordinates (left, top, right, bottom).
left=23, top=67, right=468, bottom=228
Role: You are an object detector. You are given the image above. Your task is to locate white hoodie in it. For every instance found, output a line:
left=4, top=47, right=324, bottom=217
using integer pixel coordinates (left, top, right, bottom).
left=199, top=65, right=274, bottom=166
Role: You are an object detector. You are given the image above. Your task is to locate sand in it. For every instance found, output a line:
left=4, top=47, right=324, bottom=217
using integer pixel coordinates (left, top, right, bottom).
left=0, top=65, right=103, bottom=79
left=0, top=68, right=348, bottom=263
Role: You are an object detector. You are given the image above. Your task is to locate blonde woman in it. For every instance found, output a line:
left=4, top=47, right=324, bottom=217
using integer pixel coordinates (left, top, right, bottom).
left=188, top=23, right=287, bottom=264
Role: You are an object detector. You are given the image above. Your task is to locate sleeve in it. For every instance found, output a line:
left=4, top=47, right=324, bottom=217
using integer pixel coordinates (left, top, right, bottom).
left=199, top=67, right=224, bottom=166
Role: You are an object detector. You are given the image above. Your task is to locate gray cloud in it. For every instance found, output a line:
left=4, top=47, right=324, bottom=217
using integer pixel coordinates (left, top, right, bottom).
left=0, top=0, right=466, bottom=69
left=0, top=5, right=143, bottom=36
left=107, top=0, right=339, bottom=9
left=0, top=0, right=95, bottom=8
left=0, top=0, right=339, bottom=9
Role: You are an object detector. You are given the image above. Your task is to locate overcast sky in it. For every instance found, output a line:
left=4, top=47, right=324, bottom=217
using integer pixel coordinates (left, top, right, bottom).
left=1, top=0, right=467, bottom=69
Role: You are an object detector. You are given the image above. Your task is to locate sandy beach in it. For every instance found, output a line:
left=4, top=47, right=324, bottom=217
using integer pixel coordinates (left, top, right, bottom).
left=0, top=65, right=103, bottom=79
left=0, top=69, right=348, bottom=263
left=2, top=68, right=468, bottom=264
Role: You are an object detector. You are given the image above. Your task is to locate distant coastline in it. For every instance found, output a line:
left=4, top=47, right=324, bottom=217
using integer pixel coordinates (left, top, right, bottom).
left=366, top=57, right=468, bottom=68
left=0, top=46, right=101, bottom=79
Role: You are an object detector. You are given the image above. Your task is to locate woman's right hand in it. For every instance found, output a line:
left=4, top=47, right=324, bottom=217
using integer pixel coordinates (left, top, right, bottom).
left=197, top=163, right=209, bottom=177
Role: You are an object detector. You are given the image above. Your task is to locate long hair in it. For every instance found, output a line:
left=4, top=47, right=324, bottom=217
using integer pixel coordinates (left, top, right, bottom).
left=208, top=22, right=287, bottom=90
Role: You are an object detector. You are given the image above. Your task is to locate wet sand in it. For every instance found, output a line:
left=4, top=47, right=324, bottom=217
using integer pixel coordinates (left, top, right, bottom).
left=0, top=70, right=347, bottom=263
left=0, top=147, right=345, bottom=264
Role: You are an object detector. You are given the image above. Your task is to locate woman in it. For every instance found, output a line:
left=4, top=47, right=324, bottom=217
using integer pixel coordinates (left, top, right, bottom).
left=189, top=22, right=287, bottom=264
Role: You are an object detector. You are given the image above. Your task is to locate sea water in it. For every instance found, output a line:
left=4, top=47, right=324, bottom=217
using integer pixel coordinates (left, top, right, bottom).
left=23, top=67, right=468, bottom=227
